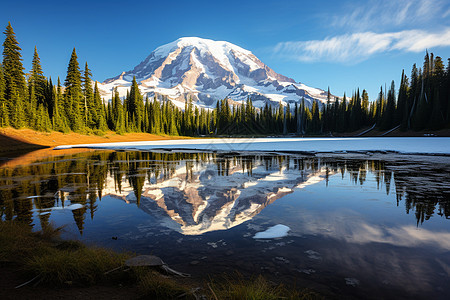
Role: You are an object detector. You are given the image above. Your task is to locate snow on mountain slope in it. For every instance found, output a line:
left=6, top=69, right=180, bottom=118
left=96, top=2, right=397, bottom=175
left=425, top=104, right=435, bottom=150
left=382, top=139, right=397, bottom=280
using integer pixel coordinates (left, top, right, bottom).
left=99, top=37, right=334, bottom=108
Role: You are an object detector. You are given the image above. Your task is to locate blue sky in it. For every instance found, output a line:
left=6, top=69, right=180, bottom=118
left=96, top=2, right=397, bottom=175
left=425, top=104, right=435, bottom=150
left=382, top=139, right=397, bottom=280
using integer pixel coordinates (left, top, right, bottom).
left=2, top=0, right=450, bottom=100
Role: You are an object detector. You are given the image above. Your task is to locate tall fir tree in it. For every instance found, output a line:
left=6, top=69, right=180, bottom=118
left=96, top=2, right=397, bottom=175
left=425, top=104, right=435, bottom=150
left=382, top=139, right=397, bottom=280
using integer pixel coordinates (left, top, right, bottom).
left=29, top=46, right=46, bottom=106
left=82, top=62, right=95, bottom=128
left=127, top=77, right=144, bottom=131
left=0, top=63, right=9, bottom=126
left=2, top=22, right=27, bottom=127
left=64, top=48, right=83, bottom=131
left=93, top=82, right=107, bottom=131
left=112, top=88, right=125, bottom=133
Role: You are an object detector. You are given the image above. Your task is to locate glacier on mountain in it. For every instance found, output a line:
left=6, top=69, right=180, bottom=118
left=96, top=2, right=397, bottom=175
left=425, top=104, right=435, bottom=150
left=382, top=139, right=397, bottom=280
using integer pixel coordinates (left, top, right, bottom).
left=99, top=37, right=334, bottom=109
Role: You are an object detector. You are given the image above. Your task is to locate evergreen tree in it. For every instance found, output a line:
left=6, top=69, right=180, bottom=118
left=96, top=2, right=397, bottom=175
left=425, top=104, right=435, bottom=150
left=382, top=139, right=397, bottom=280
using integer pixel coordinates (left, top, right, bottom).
left=407, top=64, right=419, bottom=129
left=397, top=70, right=409, bottom=130
left=310, top=100, right=320, bottom=133
left=93, top=82, right=107, bottom=131
left=27, top=78, right=37, bottom=128
left=412, top=68, right=429, bottom=130
left=151, top=97, right=161, bottom=134
left=29, top=46, right=46, bottom=105
left=53, top=77, right=69, bottom=132
left=10, top=81, right=25, bottom=128
left=381, top=80, right=396, bottom=130
left=36, top=103, right=51, bottom=132
left=82, top=62, right=95, bottom=127
left=428, top=56, right=445, bottom=129
left=112, top=88, right=125, bottom=133
left=0, top=63, right=8, bottom=126
left=361, top=89, right=369, bottom=125
left=2, top=22, right=27, bottom=127
left=52, top=78, right=68, bottom=132
left=44, top=77, right=54, bottom=118
left=64, top=48, right=83, bottom=131
left=127, top=77, right=144, bottom=131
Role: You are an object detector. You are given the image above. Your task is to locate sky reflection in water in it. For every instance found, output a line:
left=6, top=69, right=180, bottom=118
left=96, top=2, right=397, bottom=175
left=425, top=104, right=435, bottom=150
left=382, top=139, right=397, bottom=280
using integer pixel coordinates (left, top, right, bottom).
left=0, top=151, right=449, bottom=299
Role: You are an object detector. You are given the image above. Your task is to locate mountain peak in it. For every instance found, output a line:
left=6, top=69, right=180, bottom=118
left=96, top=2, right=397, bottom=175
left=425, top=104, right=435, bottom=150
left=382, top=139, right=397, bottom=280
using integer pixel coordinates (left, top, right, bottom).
left=100, top=37, right=331, bottom=108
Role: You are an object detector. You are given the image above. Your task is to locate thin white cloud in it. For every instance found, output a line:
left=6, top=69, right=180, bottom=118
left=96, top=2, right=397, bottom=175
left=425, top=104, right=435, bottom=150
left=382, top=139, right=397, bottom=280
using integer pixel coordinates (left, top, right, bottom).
left=332, top=0, right=447, bottom=31
left=443, top=8, right=450, bottom=18
left=274, top=28, right=450, bottom=63
left=297, top=210, right=450, bottom=251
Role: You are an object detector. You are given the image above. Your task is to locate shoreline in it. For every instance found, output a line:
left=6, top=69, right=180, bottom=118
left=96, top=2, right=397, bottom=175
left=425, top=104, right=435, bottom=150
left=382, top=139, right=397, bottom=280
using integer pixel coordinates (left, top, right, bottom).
left=0, top=127, right=191, bottom=154
left=1, top=126, right=449, bottom=153
left=1, top=127, right=449, bottom=168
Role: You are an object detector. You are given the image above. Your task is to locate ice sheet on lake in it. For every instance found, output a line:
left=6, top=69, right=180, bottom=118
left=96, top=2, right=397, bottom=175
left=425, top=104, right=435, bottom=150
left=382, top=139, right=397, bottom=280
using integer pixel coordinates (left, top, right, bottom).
left=253, top=224, right=290, bottom=239
left=54, top=137, right=450, bottom=155
left=32, top=203, right=84, bottom=213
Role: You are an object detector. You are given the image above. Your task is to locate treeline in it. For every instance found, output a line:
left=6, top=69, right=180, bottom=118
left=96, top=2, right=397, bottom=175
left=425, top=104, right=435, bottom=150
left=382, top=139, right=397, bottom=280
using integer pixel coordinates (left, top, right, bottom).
left=1, top=22, right=449, bottom=136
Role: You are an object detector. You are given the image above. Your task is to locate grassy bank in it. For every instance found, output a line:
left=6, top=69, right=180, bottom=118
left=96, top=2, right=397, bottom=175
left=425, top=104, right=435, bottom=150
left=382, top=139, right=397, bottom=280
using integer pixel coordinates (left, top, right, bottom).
left=0, top=127, right=191, bottom=154
left=0, top=221, right=319, bottom=299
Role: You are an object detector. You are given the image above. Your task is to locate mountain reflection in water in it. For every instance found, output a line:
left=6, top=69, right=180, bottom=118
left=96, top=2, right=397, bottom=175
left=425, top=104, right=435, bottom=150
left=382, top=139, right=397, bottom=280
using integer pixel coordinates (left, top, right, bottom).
left=0, top=151, right=449, bottom=235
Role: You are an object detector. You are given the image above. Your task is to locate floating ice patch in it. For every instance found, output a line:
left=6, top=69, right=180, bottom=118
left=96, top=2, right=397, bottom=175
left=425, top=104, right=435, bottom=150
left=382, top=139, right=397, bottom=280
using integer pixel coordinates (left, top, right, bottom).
left=253, top=224, right=290, bottom=239
left=274, top=256, right=290, bottom=263
left=207, top=242, right=218, bottom=248
left=304, top=250, right=321, bottom=260
left=345, top=277, right=360, bottom=287
left=298, top=268, right=316, bottom=275
left=52, top=203, right=84, bottom=211
left=32, top=203, right=84, bottom=212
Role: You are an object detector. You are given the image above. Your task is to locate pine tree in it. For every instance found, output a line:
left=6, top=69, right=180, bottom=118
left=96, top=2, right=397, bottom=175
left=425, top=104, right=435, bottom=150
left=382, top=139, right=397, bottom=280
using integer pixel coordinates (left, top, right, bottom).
left=2, top=22, right=27, bottom=127
left=0, top=63, right=9, bottom=127
left=27, top=79, right=37, bottom=128
left=93, top=82, right=107, bottom=131
left=36, top=103, right=51, bottom=132
left=127, top=77, right=144, bottom=131
left=82, top=62, right=95, bottom=128
left=53, top=77, right=69, bottom=132
left=113, top=89, right=125, bottom=133
left=429, top=56, right=445, bottom=129
left=408, top=64, right=419, bottom=129
left=44, top=78, right=54, bottom=119
left=64, top=48, right=83, bottom=131
left=381, top=81, right=396, bottom=130
left=10, top=81, right=25, bottom=128
left=361, top=89, right=369, bottom=125
left=29, top=46, right=46, bottom=105
left=151, top=97, right=161, bottom=134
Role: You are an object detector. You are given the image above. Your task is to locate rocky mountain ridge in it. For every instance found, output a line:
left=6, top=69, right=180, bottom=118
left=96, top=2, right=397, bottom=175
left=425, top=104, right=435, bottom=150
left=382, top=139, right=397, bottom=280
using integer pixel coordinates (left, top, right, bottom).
left=99, top=37, right=335, bottom=109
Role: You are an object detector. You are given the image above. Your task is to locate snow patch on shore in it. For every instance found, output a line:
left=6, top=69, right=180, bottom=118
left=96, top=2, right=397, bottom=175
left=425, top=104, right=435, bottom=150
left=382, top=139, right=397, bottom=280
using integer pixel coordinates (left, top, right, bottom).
left=54, top=137, right=450, bottom=155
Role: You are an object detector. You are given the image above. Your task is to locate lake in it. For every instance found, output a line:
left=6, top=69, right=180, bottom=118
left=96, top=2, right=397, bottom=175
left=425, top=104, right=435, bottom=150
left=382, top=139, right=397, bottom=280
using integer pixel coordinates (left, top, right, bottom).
left=1, top=147, right=449, bottom=299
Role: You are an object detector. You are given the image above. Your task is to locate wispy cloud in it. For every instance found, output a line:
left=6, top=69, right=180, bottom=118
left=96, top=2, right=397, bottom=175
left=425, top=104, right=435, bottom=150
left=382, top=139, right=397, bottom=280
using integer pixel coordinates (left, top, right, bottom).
left=274, top=28, right=450, bottom=64
left=331, top=0, right=448, bottom=31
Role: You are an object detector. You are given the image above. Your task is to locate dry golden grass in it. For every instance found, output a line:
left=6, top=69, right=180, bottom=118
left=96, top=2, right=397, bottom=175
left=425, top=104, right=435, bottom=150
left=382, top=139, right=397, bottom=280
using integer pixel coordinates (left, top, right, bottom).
left=0, top=127, right=190, bottom=153
left=210, top=273, right=321, bottom=300
left=1, top=222, right=320, bottom=299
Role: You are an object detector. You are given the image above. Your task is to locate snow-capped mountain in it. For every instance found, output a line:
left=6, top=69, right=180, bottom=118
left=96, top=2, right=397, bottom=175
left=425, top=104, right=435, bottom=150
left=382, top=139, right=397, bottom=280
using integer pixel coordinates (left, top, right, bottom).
left=99, top=37, right=333, bottom=109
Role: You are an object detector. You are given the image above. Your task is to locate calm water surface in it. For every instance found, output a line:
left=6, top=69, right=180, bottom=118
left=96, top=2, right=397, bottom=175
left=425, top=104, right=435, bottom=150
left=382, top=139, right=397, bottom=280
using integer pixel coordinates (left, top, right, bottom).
left=1, top=150, right=449, bottom=299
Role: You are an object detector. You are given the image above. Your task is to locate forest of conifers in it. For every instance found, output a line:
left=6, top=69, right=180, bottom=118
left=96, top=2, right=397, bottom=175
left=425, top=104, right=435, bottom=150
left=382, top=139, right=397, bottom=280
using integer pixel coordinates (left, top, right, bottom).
left=1, top=22, right=449, bottom=137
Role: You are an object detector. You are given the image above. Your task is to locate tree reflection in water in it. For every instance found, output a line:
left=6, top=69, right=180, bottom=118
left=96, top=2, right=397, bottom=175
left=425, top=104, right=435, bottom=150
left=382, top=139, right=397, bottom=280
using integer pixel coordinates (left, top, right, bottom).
left=0, top=151, right=449, bottom=234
